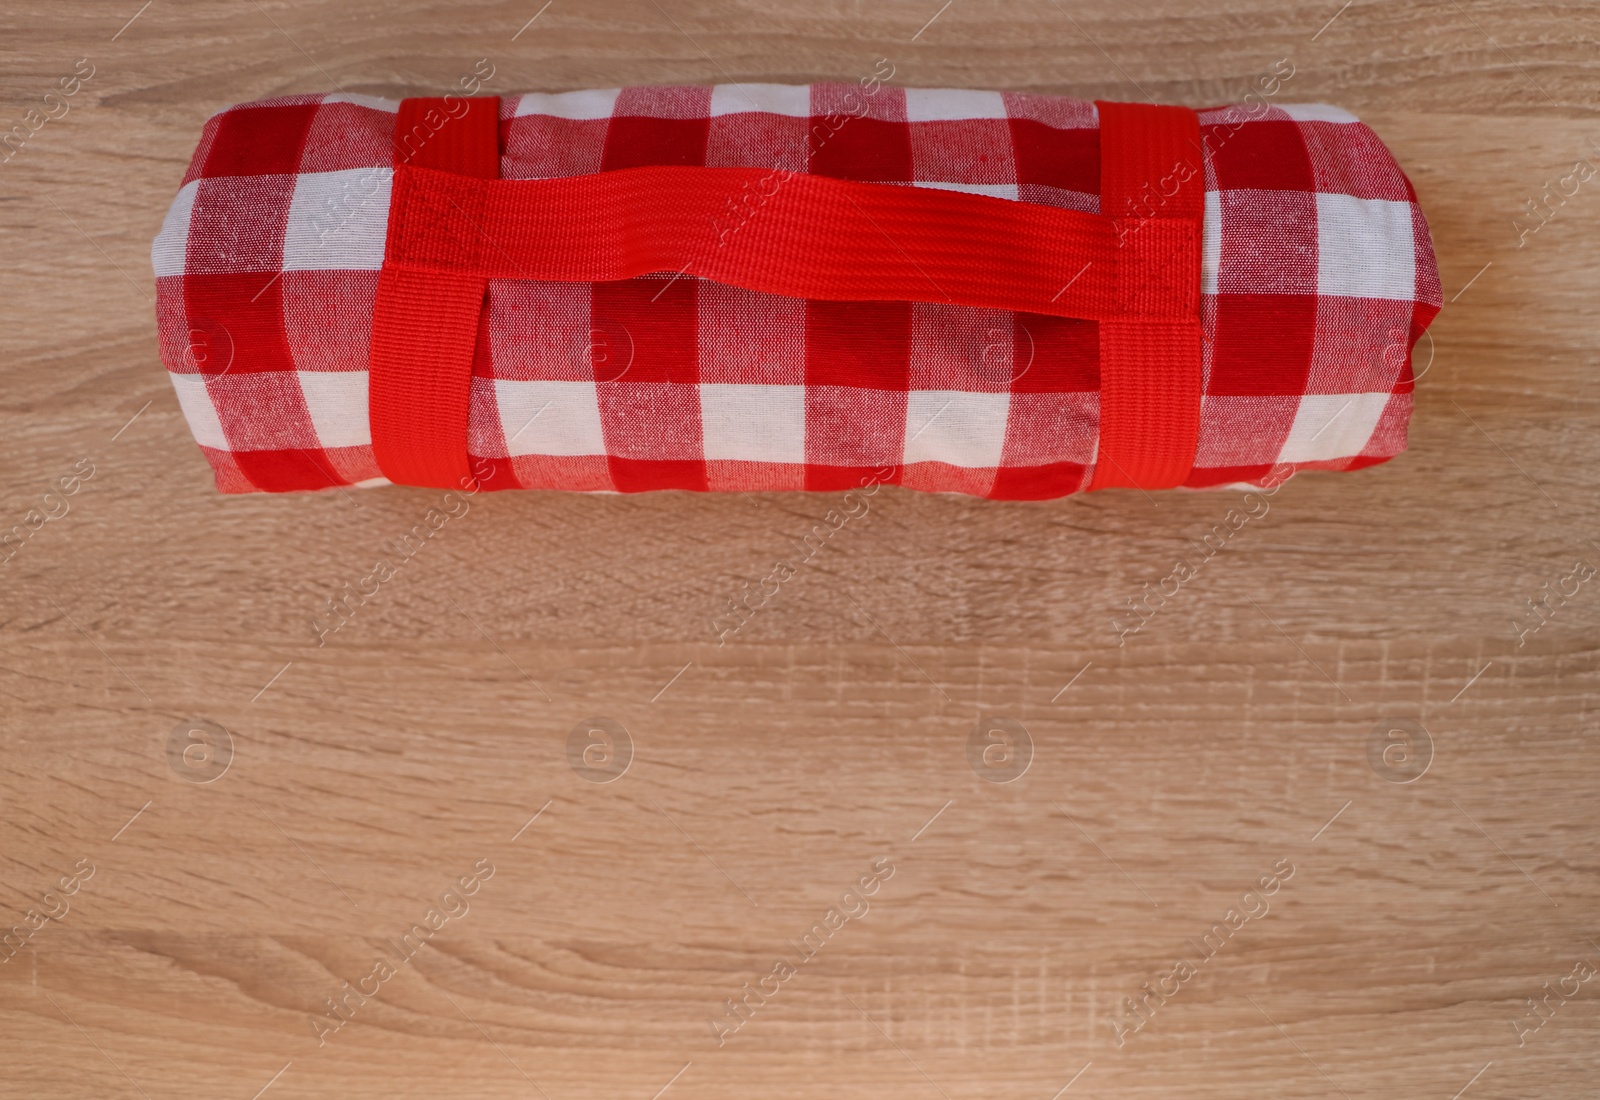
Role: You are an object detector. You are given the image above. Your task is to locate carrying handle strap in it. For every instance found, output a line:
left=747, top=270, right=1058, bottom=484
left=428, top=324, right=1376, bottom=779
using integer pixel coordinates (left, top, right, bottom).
left=368, top=96, right=1204, bottom=490
left=383, top=163, right=1198, bottom=322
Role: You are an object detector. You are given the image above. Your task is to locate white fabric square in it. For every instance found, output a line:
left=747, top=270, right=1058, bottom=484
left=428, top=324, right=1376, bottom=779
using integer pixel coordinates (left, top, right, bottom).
left=513, top=88, right=621, bottom=120
left=710, top=83, right=811, bottom=118
left=167, top=373, right=228, bottom=450
left=320, top=92, right=399, bottom=113
left=152, top=179, right=199, bottom=278
left=1201, top=188, right=1221, bottom=295
left=1280, top=103, right=1359, bottom=124
left=297, top=370, right=370, bottom=447
left=496, top=379, right=606, bottom=456
left=1276, top=392, right=1391, bottom=462
left=905, top=88, right=1008, bottom=122
left=283, top=168, right=391, bottom=272
left=912, top=180, right=1019, bottom=200
left=903, top=390, right=1009, bottom=467
left=699, top=383, right=806, bottom=462
left=1316, top=192, right=1416, bottom=300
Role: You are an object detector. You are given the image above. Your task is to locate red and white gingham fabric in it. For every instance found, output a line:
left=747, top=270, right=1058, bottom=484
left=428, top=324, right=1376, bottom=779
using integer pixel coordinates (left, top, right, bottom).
left=152, top=85, right=1440, bottom=497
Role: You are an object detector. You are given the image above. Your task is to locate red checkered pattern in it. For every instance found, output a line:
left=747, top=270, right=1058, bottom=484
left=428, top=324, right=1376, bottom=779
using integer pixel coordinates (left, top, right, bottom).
left=152, top=87, right=1439, bottom=497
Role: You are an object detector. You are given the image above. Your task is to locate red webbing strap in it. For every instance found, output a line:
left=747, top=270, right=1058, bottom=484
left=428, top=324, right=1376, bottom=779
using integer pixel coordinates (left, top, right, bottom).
left=383, top=165, right=1195, bottom=322
left=1088, top=101, right=1205, bottom=491
left=369, top=96, right=501, bottom=489
left=369, top=96, right=1204, bottom=490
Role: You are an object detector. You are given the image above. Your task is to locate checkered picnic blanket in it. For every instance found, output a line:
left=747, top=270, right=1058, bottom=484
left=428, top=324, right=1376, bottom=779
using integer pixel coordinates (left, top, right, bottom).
left=152, top=85, right=1439, bottom=497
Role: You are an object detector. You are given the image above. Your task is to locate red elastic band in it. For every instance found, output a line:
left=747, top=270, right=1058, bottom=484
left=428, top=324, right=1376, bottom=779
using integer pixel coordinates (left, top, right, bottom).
left=368, top=96, right=500, bottom=490
left=1088, top=101, right=1205, bottom=491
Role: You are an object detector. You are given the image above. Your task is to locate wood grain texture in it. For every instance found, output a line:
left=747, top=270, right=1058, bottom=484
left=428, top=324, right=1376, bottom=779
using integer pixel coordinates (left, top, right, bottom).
left=1, top=1, right=1598, bottom=1097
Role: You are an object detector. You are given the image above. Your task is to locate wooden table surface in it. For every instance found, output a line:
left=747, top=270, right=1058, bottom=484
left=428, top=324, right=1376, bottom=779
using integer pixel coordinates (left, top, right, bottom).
left=2, top=1, right=1597, bottom=1097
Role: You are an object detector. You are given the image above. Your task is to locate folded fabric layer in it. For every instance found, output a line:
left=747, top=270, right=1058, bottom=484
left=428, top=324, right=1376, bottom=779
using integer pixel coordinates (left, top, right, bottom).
left=152, top=84, right=1439, bottom=497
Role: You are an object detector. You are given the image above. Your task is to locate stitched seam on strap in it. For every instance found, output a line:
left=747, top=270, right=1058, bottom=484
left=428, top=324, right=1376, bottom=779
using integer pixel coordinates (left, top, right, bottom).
left=368, top=96, right=499, bottom=489
left=1090, top=101, right=1205, bottom=491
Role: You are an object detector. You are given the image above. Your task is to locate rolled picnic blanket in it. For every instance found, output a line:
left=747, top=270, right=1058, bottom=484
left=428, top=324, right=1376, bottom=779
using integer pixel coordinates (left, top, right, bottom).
left=152, top=82, right=1439, bottom=498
